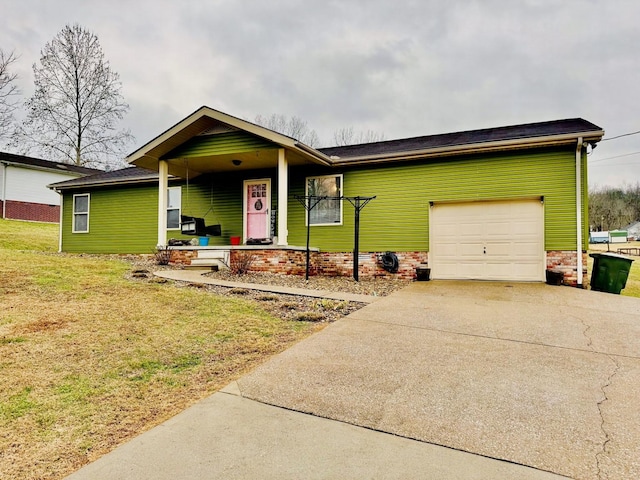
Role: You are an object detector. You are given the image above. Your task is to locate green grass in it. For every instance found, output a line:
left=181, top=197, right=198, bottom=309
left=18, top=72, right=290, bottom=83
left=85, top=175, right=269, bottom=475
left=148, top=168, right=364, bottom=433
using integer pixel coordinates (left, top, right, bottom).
left=0, top=219, right=323, bottom=480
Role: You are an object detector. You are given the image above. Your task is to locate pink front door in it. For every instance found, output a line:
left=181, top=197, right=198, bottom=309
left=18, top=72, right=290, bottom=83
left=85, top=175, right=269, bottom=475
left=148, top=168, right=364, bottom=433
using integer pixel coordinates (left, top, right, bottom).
left=245, top=180, right=270, bottom=239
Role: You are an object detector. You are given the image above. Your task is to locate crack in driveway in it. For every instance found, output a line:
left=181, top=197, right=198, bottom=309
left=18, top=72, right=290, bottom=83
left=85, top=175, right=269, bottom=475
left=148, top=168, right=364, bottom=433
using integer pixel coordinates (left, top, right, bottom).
left=581, top=318, right=620, bottom=480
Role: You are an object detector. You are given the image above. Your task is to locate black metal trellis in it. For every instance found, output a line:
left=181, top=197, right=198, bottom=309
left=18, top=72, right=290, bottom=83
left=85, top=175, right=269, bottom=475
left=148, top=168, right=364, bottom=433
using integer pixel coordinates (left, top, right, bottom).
left=294, top=195, right=376, bottom=281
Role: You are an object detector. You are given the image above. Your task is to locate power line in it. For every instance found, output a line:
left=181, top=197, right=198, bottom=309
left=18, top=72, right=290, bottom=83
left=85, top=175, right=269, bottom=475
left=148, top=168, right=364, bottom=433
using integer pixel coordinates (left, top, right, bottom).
left=589, top=150, right=640, bottom=164
left=601, top=130, right=640, bottom=141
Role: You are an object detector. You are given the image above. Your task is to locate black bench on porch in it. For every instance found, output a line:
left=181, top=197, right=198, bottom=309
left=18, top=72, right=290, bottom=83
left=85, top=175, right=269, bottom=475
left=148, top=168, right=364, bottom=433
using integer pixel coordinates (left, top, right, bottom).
left=180, top=215, right=221, bottom=237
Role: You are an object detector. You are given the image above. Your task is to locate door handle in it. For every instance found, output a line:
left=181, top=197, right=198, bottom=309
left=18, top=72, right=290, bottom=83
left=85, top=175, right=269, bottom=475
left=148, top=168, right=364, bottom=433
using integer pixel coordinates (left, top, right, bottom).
left=483, top=246, right=486, bottom=254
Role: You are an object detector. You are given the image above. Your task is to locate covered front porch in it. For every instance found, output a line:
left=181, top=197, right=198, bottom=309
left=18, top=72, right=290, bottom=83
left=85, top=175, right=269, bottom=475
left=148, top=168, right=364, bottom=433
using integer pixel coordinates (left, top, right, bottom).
left=127, top=106, right=333, bottom=249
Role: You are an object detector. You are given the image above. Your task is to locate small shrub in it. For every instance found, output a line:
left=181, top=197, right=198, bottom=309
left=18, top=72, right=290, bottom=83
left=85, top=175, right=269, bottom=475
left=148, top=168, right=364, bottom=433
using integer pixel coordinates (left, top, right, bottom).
left=153, top=246, right=172, bottom=265
left=230, top=251, right=255, bottom=275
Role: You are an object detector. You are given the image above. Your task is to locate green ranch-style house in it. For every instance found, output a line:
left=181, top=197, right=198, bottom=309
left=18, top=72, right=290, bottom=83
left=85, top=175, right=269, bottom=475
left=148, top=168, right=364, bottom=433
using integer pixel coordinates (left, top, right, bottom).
left=49, top=107, right=604, bottom=286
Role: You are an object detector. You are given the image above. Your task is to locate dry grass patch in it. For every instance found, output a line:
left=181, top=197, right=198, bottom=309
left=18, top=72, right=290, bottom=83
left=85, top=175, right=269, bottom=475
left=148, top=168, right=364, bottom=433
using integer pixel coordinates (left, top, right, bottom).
left=0, top=220, right=323, bottom=480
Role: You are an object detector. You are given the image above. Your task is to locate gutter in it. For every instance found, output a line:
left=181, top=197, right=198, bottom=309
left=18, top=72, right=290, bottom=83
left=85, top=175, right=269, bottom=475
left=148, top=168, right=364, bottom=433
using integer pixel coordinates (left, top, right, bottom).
left=328, top=131, right=605, bottom=166
left=576, top=137, right=584, bottom=287
left=294, top=142, right=334, bottom=166
left=48, top=175, right=160, bottom=191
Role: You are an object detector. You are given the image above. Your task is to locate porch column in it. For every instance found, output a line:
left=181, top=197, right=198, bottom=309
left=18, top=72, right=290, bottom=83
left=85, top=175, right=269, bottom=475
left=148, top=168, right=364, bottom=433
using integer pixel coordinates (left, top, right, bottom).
left=157, top=160, right=168, bottom=247
left=277, top=148, right=288, bottom=245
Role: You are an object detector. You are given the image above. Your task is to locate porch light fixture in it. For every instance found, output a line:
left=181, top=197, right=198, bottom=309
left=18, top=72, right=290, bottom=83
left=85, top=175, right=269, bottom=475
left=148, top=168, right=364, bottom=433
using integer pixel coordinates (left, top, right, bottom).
left=232, top=159, right=242, bottom=166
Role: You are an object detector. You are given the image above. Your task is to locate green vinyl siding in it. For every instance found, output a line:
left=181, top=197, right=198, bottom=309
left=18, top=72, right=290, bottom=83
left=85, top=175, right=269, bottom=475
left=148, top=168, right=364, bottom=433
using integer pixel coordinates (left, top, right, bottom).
left=61, top=146, right=586, bottom=255
left=163, top=131, right=277, bottom=159
left=287, top=147, right=583, bottom=252
left=62, top=184, right=158, bottom=254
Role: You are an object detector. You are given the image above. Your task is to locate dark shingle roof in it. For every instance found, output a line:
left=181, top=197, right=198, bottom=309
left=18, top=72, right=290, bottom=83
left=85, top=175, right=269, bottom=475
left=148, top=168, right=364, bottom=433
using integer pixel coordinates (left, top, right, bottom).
left=318, top=118, right=603, bottom=159
left=49, top=118, right=604, bottom=189
left=48, top=167, right=158, bottom=190
left=0, top=151, right=102, bottom=175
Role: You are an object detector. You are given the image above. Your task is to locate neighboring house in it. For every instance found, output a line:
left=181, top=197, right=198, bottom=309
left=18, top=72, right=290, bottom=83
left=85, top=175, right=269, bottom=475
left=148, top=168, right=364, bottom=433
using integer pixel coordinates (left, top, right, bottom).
left=49, top=107, right=604, bottom=286
left=0, top=152, right=99, bottom=223
left=623, top=221, right=640, bottom=240
left=589, top=231, right=610, bottom=244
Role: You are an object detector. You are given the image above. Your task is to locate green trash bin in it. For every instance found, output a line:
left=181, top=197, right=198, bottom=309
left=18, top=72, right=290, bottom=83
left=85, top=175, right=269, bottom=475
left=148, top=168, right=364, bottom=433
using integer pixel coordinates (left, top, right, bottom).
left=589, top=252, right=634, bottom=294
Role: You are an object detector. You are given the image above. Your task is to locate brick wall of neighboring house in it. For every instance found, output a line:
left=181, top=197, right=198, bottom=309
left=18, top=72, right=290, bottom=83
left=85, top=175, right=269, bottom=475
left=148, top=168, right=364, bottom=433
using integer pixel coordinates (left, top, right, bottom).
left=3, top=200, right=60, bottom=223
left=546, top=250, right=589, bottom=287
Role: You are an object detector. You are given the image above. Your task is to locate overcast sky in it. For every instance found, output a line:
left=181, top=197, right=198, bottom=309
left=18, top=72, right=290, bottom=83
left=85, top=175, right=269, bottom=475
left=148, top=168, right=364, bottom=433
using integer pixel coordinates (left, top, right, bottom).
left=2, top=0, right=639, bottom=187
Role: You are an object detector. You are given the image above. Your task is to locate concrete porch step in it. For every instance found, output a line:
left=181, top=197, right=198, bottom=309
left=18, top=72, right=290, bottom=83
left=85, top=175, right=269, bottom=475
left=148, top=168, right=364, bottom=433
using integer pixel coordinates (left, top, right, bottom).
left=197, top=250, right=230, bottom=260
left=189, top=258, right=228, bottom=270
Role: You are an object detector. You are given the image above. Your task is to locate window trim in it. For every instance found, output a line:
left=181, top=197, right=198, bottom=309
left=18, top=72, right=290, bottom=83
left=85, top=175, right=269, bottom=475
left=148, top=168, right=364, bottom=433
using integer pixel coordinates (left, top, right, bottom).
left=305, top=174, right=343, bottom=226
left=167, top=186, right=181, bottom=230
left=72, top=193, right=90, bottom=234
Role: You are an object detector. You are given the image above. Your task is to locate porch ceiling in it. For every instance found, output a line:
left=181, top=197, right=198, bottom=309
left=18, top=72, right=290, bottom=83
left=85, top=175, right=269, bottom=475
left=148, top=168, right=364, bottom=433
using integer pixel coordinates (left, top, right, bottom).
left=161, top=148, right=315, bottom=179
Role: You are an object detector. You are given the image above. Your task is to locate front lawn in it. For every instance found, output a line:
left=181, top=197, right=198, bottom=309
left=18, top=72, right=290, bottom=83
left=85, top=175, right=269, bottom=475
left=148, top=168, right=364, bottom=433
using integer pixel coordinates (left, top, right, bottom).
left=0, top=220, right=323, bottom=480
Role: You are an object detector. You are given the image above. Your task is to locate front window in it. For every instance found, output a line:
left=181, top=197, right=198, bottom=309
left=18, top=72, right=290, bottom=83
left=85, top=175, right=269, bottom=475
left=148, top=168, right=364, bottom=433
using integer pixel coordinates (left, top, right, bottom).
left=167, top=186, right=181, bottom=229
left=72, top=194, right=89, bottom=233
left=306, top=174, right=342, bottom=225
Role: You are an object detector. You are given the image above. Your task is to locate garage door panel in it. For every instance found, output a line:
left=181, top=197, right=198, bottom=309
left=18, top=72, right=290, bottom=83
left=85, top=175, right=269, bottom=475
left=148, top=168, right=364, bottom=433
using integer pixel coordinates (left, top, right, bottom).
left=431, top=200, right=544, bottom=281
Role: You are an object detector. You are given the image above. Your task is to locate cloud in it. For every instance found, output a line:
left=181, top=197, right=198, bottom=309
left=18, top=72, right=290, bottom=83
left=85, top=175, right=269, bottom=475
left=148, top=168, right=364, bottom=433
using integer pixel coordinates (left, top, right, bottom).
left=1, top=0, right=639, bottom=186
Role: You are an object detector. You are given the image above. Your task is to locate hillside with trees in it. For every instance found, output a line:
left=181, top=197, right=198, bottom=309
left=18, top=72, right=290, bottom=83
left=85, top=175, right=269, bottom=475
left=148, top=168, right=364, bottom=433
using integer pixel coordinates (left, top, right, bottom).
left=589, top=184, right=640, bottom=231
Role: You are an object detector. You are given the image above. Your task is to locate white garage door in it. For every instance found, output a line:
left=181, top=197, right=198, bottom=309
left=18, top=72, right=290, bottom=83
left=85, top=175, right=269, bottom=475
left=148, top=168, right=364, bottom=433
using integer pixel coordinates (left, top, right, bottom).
left=430, top=199, right=544, bottom=281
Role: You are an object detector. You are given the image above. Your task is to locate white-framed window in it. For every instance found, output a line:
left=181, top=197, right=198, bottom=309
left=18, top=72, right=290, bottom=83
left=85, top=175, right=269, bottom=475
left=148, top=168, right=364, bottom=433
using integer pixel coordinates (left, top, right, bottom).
left=305, top=174, right=343, bottom=226
left=167, top=186, right=181, bottom=229
left=72, top=193, right=90, bottom=233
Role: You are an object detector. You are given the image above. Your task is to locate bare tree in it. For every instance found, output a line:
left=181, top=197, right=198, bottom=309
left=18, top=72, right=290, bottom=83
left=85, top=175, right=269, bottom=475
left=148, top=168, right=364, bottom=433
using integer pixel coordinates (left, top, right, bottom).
left=12, top=24, right=133, bottom=169
left=589, top=185, right=635, bottom=231
left=253, top=113, right=386, bottom=149
left=333, top=126, right=385, bottom=146
left=254, top=113, right=321, bottom=147
left=0, top=49, right=20, bottom=142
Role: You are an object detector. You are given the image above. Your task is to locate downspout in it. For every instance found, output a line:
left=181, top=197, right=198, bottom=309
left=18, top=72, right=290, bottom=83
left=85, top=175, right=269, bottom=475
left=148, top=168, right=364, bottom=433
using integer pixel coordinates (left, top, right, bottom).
left=56, top=189, right=63, bottom=252
left=576, top=137, right=584, bottom=287
left=1, top=162, right=7, bottom=219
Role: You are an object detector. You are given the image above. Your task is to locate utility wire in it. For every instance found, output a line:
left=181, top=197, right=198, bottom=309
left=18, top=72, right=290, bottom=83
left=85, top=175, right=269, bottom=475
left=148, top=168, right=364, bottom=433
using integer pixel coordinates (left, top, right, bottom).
left=601, top=130, right=640, bottom=141
left=589, top=150, right=640, bottom=164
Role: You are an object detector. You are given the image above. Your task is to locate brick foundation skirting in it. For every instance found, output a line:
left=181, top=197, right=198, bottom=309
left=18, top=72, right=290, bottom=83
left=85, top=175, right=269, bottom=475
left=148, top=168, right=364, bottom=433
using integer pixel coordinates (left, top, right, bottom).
left=2, top=200, right=60, bottom=223
left=170, top=246, right=588, bottom=285
left=170, top=247, right=428, bottom=280
left=546, top=250, right=588, bottom=287
left=169, top=249, right=198, bottom=265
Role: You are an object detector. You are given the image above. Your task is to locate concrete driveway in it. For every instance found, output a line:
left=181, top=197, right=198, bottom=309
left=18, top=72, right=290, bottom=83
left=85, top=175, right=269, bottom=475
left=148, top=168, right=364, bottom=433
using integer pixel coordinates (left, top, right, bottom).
left=237, top=281, right=640, bottom=480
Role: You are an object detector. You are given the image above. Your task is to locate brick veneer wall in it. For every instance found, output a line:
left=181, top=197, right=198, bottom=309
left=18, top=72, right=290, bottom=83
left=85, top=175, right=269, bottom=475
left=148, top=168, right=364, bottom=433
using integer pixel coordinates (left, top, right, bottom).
left=546, top=250, right=588, bottom=287
left=169, top=247, right=589, bottom=285
left=233, top=249, right=318, bottom=276
left=168, top=247, right=429, bottom=280
left=317, top=251, right=428, bottom=280
left=169, top=249, right=198, bottom=265
left=3, top=200, right=60, bottom=223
